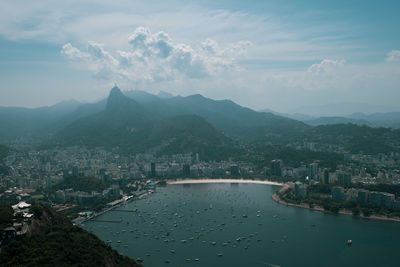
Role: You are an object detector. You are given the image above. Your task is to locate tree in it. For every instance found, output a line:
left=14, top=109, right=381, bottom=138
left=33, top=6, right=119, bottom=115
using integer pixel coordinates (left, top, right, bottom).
left=0, top=205, right=13, bottom=231
left=331, top=206, right=340, bottom=214
left=352, top=207, right=360, bottom=216
left=362, top=208, right=371, bottom=217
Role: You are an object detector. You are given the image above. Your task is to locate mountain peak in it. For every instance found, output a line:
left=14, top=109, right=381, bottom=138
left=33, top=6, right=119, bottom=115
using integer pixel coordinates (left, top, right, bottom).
left=107, top=86, right=132, bottom=111
left=188, top=94, right=204, bottom=98
left=109, top=86, right=123, bottom=97
left=186, top=94, right=208, bottom=101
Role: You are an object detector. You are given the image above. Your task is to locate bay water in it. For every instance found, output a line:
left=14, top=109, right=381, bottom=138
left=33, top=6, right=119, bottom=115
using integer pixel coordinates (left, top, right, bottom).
left=83, top=183, right=400, bottom=267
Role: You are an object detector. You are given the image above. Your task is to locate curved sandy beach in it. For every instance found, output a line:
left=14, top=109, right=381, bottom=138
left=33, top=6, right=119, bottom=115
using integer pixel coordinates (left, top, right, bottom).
left=167, top=178, right=283, bottom=186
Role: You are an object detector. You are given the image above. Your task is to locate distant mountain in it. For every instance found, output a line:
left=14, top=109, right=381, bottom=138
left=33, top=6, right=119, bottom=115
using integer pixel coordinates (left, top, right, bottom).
left=0, top=88, right=310, bottom=145
left=259, top=109, right=316, bottom=122
left=257, top=109, right=400, bottom=154
left=59, top=99, right=107, bottom=123
left=124, top=90, right=310, bottom=142
left=35, top=99, right=81, bottom=116
left=55, top=87, right=237, bottom=160
left=157, top=90, right=174, bottom=98
left=0, top=100, right=81, bottom=141
left=124, top=90, right=163, bottom=105
left=298, top=112, right=400, bottom=128
left=304, top=124, right=400, bottom=154
left=2, top=87, right=399, bottom=157
left=287, top=113, right=316, bottom=122
left=305, top=116, right=371, bottom=127
left=260, top=107, right=400, bottom=129
left=347, top=112, right=400, bottom=128
left=290, top=103, right=399, bottom=117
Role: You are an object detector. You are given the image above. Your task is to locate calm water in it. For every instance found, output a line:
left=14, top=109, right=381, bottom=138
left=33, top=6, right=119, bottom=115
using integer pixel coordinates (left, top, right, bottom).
left=83, top=183, right=400, bottom=267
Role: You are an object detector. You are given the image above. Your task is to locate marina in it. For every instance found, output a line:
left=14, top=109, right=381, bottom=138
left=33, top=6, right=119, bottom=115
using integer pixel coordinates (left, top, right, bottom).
left=82, top=182, right=400, bottom=267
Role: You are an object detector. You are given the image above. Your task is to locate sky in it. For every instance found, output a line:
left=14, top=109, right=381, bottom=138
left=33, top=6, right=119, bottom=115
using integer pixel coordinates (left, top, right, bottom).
left=0, top=0, right=400, bottom=113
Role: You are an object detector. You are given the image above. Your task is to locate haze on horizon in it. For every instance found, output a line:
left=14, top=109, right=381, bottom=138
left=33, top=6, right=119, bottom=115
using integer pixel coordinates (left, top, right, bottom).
left=1, top=0, right=400, bottom=114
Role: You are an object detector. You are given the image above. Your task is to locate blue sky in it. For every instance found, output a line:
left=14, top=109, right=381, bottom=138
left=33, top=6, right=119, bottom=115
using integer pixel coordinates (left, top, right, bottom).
left=0, top=0, right=399, bottom=113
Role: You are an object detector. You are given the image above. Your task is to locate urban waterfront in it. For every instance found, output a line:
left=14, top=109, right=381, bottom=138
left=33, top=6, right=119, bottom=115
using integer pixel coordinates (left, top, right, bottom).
left=82, top=183, right=400, bottom=267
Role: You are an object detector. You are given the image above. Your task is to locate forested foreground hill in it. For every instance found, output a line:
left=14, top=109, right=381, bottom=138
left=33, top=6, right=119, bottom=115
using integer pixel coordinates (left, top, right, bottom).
left=0, top=204, right=141, bottom=267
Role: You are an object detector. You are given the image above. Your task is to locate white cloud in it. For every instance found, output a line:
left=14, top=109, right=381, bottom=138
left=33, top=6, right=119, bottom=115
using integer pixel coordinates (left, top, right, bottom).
left=62, top=41, right=120, bottom=80
left=128, top=27, right=174, bottom=58
left=87, top=41, right=118, bottom=65
left=1, top=1, right=399, bottom=112
left=201, top=39, right=219, bottom=55
left=189, top=59, right=400, bottom=113
left=385, top=50, right=400, bottom=62
left=61, top=43, right=89, bottom=60
left=62, top=26, right=251, bottom=82
left=307, top=59, right=345, bottom=75
left=0, top=0, right=361, bottom=62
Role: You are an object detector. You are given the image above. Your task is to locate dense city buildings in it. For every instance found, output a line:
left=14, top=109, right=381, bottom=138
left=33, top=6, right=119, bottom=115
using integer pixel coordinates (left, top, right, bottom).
left=1, top=136, right=400, bottom=228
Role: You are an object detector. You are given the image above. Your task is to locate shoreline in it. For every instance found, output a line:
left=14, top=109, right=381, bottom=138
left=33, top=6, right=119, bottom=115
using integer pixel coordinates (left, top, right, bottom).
left=271, top=189, right=400, bottom=223
left=73, top=191, right=152, bottom=225
left=167, top=178, right=283, bottom=186
left=76, top=178, right=400, bottom=225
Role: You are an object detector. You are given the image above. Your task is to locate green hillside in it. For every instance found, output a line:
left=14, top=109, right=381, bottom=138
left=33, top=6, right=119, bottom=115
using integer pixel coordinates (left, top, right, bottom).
left=0, top=204, right=141, bottom=267
left=125, top=90, right=310, bottom=142
left=304, top=124, right=400, bottom=154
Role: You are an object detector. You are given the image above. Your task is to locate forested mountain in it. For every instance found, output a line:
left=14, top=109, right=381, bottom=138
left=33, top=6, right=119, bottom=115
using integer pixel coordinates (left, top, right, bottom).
left=1, top=87, right=399, bottom=157
left=0, top=88, right=308, bottom=143
left=305, top=116, right=371, bottom=127
left=304, top=124, right=400, bottom=154
left=125, top=90, right=309, bottom=141
left=55, top=87, right=237, bottom=160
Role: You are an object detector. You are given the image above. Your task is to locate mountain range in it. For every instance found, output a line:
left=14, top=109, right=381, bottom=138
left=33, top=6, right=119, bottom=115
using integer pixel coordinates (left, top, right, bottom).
left=0, top=87, right=399, bottom=158
left=259, top=109, right=400, bottom=129
left=288, top=103, right=400, bottom=117
left=0, top=86, right=308, bottom=141
left=0, top=100, right=81, bottom=140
